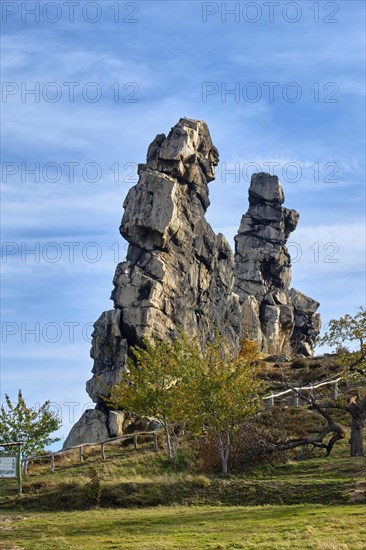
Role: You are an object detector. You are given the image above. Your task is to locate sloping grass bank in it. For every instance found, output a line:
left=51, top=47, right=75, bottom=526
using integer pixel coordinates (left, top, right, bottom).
left=1, top=439, right=364, bottom=510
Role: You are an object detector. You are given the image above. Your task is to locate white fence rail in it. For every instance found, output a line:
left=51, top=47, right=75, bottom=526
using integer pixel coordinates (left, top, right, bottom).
left=262, top=377, right=342, bottom=407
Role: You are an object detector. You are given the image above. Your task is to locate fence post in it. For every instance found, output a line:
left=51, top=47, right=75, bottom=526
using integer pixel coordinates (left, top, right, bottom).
left=333, top=380, right=339, bottom=398
left=101, top=443, right=106, bottom=461
left=270, top=395, right=274, bottom=408
left=133, top=435, right=138, bottom=450
left=16, top=445, right=22, bottom=495
left=153, top=433, right=158, bottom=451
left=50, top=452, right=55, bottom=473
left=79, top=446, right=84, bottom=463
left=294, top=394, right=299, bottom=407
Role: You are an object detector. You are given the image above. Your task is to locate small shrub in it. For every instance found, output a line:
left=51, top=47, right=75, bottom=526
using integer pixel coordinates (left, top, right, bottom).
left=190, top=475, right=211, bottom=488
left=194, top=434, right=221, bottom=473
left=336, top=346, right=350, bottom=355
left=194, top=421, right=287, bottom=475
left=291, top=358, right=307, bottom=369
left=85, top=466, right=102, bottom=507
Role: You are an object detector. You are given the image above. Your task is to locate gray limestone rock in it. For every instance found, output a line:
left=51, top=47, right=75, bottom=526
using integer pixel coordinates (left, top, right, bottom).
left=249, top=172, right=285, bottom=205
left=85, top=118, right=244, bottom=408
left=289, top=288, right=321, bottom=356
left=86, top=309, right=128, bottom=403
left=108, top=118, right=242, bottom=355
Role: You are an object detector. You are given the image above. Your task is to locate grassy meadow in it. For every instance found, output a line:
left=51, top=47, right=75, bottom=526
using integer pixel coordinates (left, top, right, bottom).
left=1, top=432, right=365, bottom=549
left=0, top=504, right=365, bottom=550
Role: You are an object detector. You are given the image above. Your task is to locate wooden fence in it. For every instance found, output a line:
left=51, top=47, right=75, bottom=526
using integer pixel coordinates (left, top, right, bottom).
left=20, top=377, right=344, bottom=473
left=22, top=430, right=162, bottom=474
left=262, top=376, right=342, bottom=408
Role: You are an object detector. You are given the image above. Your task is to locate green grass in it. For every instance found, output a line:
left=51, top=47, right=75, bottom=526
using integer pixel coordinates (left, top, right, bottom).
left=1, top=434, right=364, bottom=549
left=1, top=436, right=364, bottom=510
left=1, top=504, right=365, bottom=549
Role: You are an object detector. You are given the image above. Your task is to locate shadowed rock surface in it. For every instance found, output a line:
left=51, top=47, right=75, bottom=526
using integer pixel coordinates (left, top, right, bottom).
left=64, top=118, right=321, bottom=448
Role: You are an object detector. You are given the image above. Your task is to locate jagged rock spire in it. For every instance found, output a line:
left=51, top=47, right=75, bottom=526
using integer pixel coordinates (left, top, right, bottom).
left=234, top=172, right=320, bottom=355
left=86, top=121, right=321, bottom=404
left=86, top=118, right=241, bottom=404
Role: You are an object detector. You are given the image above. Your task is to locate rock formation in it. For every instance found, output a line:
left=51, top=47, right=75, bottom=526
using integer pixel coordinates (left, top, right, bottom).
left=64, top=118, right=321, bottom=448
left=86, top=118, right=243, bottom=406
left=234, top=172, right=321, bottom=356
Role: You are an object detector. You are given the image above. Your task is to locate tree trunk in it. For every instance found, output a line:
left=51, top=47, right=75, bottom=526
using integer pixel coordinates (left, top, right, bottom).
left=218, top=433, right=230, bottom=476
left=350, top=417, right=364, bottom=456
left=325, top=432, right=344, bottom=456
left=165, top=430, right=173, bottom=462
left=347, top=397, right=366, bottom=457
left=219, top=445, right=228, bottom=476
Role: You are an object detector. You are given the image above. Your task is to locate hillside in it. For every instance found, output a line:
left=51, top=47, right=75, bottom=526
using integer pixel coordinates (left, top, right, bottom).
left=1, top=437, right=365, bottom=549
left=2, top=354, right=364, bottom=511
left=1, top=431, right=364, bottom=511
left=1, top=355, right=365, bottom=549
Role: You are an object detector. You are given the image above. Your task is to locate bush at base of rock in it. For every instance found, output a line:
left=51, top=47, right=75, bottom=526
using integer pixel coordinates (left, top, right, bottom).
left=291, top=358, right=308, bottom=369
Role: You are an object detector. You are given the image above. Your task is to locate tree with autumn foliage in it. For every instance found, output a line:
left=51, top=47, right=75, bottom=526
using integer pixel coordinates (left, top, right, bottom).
left=318, top=307, right=366, bottom=456
left=186, top=338, right=263, bottom=475
left=319, top=307, right=366, bottom=371
left=107, top=334, right=263, bottom=474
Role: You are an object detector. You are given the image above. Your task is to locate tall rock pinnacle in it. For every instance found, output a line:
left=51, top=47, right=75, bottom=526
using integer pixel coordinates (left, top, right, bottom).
left=86, top=118, right=243, bottom=405
left=64, top=118, right=321, bottom=447
left=234, top=172, right=320, bottom=355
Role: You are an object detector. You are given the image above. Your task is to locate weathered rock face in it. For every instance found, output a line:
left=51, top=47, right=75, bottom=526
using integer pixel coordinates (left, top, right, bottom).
left=86, top=310, right=128, bottom=404
left=86, top=118, right=243, bottom=404
left=63, top=409, right=109, bottom=449
left=289, top=288, right=321, bottom=356
left=234, top=172, right=320, bottom=356
left=64, top=118, right=321, bottom=448
left=62, top=409, right=162, bottom=448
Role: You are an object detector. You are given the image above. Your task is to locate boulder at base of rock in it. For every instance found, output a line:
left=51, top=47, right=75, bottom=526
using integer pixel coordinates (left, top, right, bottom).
left=124, top=416, right=163, bottom=433
left=107, top=410, right=125, bottom=438
left=62, top=409, right=110, bottom=449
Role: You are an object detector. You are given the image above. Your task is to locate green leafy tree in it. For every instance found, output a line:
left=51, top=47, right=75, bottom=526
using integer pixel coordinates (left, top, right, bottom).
left=318, top=307, right=366, bottom=456
left=107, top=336, right=194, bottom=463
left=187, top=338, right=263, bottom=475
left=0, top=390, right=62, bottom=460
left=319, top=307, right=366, bottom=372
left=108, top=334, right=263, bottom=475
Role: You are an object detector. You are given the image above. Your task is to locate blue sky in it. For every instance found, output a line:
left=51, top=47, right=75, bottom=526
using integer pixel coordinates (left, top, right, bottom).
left=1, top=0, right=365, bottom=445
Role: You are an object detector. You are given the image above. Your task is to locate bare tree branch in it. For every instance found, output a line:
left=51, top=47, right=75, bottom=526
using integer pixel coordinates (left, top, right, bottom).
left=271, top=380, right=346, bottom=456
